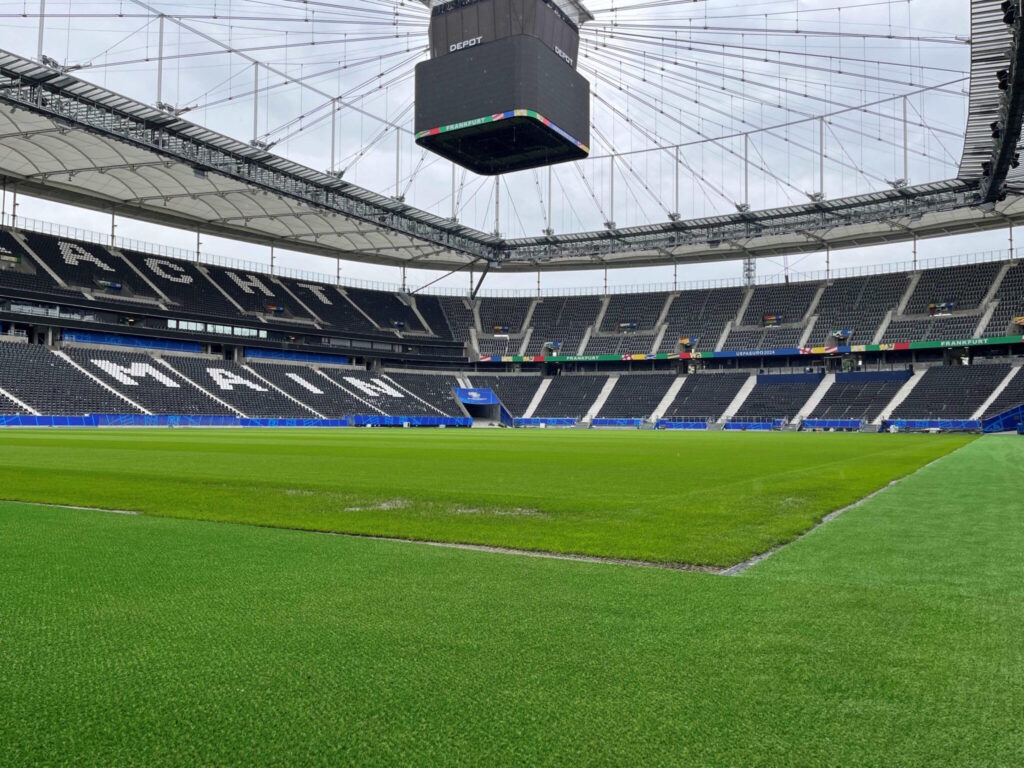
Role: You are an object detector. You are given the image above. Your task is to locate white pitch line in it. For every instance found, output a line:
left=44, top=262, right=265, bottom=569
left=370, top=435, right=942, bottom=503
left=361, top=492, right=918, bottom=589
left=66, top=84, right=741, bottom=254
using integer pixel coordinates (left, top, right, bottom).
left=3, top=499, right=139, bottom=516
left=722, top=440, right=976, bottom=576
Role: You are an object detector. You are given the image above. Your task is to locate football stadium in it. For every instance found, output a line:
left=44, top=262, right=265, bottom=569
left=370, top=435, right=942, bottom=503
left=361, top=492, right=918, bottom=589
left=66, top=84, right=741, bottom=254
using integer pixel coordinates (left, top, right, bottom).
left=1, top=0, right=1023, bottom=765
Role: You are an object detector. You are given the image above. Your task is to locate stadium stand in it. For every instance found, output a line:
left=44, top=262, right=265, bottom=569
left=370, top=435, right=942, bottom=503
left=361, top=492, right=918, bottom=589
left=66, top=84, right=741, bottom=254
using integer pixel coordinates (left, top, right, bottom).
left=720, top=329, right=764, bottom=351
left=160, top=356, right=316, bottom=417
left=661, top=372, right=748, bottom=422
left=317, top=368, right=454, bottom=417
left=478, top=297, right=533, bottom=334
left=203, top=265, right=314, bottom=323
left=412, top=295, right=453, bottom=339
left=477, top=337, right=517, bottom=357
left=597, top=374, right=676, bottom=419
left=286, top=283, right=378, bottom=334
left=466, top=375, right=542, bottom=416
left=732, top=374, right=823, bottom=422
left=984, top=261, right=1024, bottom=336
left=6, top=226, right=1024, bottom=356
left=63, top=348, right=235, bottom=415
left=583, top=332, right=657, bottom=355
left=245, top=362, right=370, bottom=418
left=345, top=288, right=426, bottom=333
left=810, top=371, right=912, bottom=422
left=0, top=385, right=27, bottom=415
left=658, top=287, right=746, bottom=353
left=724, top=326, right=804, bottom=351
left=118, top=248, right=242, bottom=318
left=809, top=273, right=910, bottom=346
left=740, top=282, right=819, bottom=327
left=21, top=233, right=163, bottom=304
left=891, top=364, right=1011, bottom=420
left=0, top=342, right=140, bottom=415
left=437, top=296, right=476, bottom=343
left=3, top=226, right=1024, bottom=431
left=882, top=312, right=981, bottom=344
left=525, top=296, right=602, bottom=354
left=0, top=391, right=28, bottom=414
left=531, top=375, right=607, bottom=419
left=982, top=367, right=1024, bottom=417
left=381, top=372, right=463, bottom=416
left=600, top=292, right=668, bottom=332
left=903, top=262, right=1001, bottom=315
left=0, top=231, right=73, bottom=295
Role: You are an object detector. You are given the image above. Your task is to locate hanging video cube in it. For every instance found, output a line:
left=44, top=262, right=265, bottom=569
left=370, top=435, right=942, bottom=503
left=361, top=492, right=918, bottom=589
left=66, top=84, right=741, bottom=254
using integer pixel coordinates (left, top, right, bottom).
left=415, top=0, right=592, bottom=176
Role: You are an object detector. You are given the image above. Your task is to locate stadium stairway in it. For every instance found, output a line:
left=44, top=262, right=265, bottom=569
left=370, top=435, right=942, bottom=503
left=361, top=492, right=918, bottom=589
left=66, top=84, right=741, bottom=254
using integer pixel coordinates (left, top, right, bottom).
left=796, top=374, right=836, bottom=421
left=242, top=365, right=328, bottom=419
left=719, top=374, right=758, bottom=422
left=650, top=376, right=686, bottom=422
left=0, top=382, right=39, bottom=415
left=583, top=375, right=619, bottom=422
left=522, top=378, right=551, bottom=418
left=153, top=358, right=246, bottom=417
left=52, top=350, right=152, bottom=415
left=874, top=368, right=926, bottom=424
left=971, top=366, right=1022, bottom=420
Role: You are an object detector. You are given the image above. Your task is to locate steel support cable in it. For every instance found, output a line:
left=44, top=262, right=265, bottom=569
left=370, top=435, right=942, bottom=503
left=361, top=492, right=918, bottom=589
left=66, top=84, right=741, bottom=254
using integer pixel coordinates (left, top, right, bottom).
left=190, top=46, right=423, bottom=116
left=581, top=30, right=966, bottom=92
left=580, top=53, right=967, bottom=162
left=574, top=162, right=611, bottom=224
left=589, top=128, right=659, bottom=225
left=339, top=100, right=415, bottom=176
left=904, top=98, right=960, bottom=166
left=260, top=51, right=422, bottom=141
left=583, top=22, right=967, bottom=46
left=585, top=55, right=895, bottom=189
left=590, top=122, right=675, bottom=219
left=588, top=0, right=960, bottom=25
left=582, top=37, right=965, bottom=115
left=530, top=168, right=547, bottom=227
left=401, top=148, right=431, bottom=200
left=588, top=87, right=735, bottom=210
left=78, top=32, right=426, bottom=72
left=125, top=0, right=413, bottom=132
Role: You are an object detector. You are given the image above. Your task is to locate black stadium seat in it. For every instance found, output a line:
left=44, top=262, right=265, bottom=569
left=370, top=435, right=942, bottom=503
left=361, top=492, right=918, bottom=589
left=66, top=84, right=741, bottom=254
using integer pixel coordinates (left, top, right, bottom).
left=0, top=342, right=141, bottom=415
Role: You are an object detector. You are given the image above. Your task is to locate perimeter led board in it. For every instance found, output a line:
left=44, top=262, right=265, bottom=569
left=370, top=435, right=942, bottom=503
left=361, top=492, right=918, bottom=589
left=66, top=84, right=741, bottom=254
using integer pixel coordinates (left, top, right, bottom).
left=415, top=0, right=592, bottom=175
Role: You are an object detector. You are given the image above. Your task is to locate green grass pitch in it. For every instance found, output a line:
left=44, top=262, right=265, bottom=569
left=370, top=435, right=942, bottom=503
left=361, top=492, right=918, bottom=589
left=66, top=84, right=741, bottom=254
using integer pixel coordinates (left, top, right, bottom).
left=0, top=429, right=971, bottom=565
left=1, top=431, right=1021, bottom=766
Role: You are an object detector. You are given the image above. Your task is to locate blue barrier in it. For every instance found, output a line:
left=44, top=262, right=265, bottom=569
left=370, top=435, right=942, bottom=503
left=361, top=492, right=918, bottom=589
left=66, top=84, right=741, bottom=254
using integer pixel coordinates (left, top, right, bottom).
left=239, top=418, right=351, bottom=428
left=499, top=406, right=514, bottom=428
left=655, top=420, right=708, bottom=430
left=514, top=418, right=577, bottom=428
left=982, top=404, right=1024, bottom=433
left=244, top=347, right=350, bottom=366
left=591, top=418, right=644, bottom=428
left=886, top=419, right=981, bottom=432
left=351, top=415, right=471, bottom=428
left=0, top=414, right=472, bottom=428
left=0, top=415, right=96, bottom=427
left=801, top=419, right=863, bottom=431
left=724, top=420, right=784, bottom=431
left=62, top=330, right=202, bottom=354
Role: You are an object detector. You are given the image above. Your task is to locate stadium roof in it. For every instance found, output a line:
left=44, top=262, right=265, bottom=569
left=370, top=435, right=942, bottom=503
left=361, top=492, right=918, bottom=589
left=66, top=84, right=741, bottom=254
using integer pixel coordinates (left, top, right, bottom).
left=0, top=0, right=1023, bottom=275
